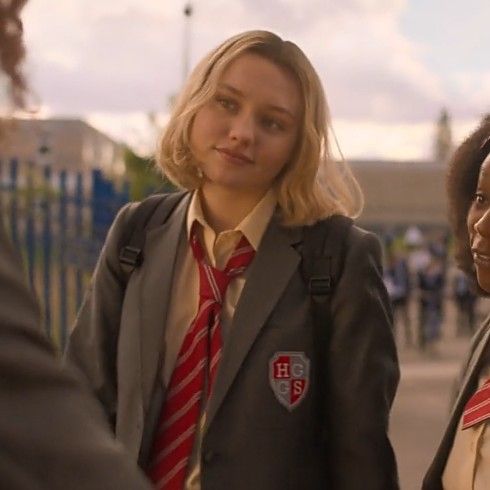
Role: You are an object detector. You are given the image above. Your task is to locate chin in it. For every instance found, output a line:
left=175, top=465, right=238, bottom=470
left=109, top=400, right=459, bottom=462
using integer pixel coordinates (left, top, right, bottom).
left=204, top=173, right=250, bottom=191
left=477, top=275, right=490, bottom=294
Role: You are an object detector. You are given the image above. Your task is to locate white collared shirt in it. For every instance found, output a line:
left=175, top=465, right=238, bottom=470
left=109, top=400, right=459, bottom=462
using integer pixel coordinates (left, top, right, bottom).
left=443, top=366, right=490, bottom=489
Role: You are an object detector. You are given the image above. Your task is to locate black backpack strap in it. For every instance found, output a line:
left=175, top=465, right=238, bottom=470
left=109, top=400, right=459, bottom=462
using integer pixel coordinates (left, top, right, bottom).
left=118, top=191, right=186, bottom=279
left=301, top=214, right=353, bottom=441
left=302, top=214, right=353, bottom=307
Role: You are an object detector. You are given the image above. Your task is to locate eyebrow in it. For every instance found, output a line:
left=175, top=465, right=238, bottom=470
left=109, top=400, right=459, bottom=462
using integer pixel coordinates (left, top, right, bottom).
left=218, top=83, right=297, bottom=121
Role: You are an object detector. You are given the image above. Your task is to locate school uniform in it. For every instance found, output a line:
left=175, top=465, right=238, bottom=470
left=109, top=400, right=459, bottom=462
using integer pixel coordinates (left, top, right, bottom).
left=0, top=205, right=151, bottom=490
left=66, top=190, right=400, bottom=489
left=423, top=317, right=490, bottom=490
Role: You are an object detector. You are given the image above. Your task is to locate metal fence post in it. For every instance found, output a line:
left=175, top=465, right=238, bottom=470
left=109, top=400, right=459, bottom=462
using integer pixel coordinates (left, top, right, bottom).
left=42, top=166, right=52, bottom=337
left=59, top=170, right=68, bottom=347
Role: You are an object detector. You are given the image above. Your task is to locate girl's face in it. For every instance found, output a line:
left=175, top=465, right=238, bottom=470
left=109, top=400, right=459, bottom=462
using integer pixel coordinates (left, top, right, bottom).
left=467, top=155, right=490, bottom=292
left=190, top=52, right=302, bottom=200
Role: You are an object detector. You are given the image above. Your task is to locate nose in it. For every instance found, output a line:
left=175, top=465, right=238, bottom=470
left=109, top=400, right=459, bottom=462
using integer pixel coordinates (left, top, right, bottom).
left=475, top=208, right=490, bottom=237
left=228, top=112, right=255, bottom=146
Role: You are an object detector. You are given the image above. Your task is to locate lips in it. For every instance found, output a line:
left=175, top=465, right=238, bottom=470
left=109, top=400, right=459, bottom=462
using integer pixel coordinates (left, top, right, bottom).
left=472, top=249, right=490, bottom=266
left=216, top=147, right=253, bottom=164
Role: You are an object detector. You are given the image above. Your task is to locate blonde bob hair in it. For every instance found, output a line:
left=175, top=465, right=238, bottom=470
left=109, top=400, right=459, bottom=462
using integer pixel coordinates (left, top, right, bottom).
left=157, top=30, right=363, bottom=226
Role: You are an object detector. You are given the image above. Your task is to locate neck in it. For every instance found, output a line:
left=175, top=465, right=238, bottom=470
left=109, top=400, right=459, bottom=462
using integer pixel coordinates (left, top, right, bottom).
left=199, top=184, right=267, bottom=233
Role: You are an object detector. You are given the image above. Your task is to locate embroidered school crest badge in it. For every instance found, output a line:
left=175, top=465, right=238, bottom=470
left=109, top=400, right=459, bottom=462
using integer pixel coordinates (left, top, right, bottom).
left=269, top=352, right=310, bottom=411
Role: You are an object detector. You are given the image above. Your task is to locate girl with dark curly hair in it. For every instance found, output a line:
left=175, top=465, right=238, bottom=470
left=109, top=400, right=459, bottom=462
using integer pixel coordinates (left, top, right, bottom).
left=424, top=116, right=490, bottom=489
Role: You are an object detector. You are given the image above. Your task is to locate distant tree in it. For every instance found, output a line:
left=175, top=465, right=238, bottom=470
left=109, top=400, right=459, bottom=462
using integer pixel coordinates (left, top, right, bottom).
left=123, top=147, right=177, bottom=200
left=433, top=108, right=453, bottom=164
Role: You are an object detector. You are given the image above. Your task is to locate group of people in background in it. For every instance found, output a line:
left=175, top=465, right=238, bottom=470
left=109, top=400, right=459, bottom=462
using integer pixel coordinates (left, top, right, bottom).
left=384, top=228, right=478, bottom=353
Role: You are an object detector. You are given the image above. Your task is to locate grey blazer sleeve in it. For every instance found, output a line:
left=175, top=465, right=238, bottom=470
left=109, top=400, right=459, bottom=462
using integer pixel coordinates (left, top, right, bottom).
left=64, top=202, right=135, bottom=423
left=327, top=226, right=400, bottom=489
left=0, top=210, right=150, bottom=489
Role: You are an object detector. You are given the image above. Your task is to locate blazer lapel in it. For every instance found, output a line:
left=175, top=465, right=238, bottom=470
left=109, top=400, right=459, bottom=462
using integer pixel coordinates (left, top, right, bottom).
left=204, top=217, right=303, bottom=432
left=449, top=320, right=490, bottom=420
left=424, top=317, right=490, bottom=487
left=138, top=194, right=190, bottom=409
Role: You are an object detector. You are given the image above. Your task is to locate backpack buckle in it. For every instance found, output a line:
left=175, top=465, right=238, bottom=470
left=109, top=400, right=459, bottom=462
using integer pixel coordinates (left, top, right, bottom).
left=119, top=246, right=143, bottom=267
left=309, top=276, right=332, bottom=295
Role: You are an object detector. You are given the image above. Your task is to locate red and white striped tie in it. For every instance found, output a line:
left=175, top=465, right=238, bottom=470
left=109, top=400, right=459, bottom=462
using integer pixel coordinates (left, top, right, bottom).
left=462, top=378, right=490, bottom=429
left=147, top=224, right=255, bottom=489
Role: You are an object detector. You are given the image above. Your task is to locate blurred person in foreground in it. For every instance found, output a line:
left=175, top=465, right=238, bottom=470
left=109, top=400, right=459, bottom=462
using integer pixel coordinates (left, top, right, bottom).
left=423, top=115, right=490, bottom=489
left=0, top=1, right=151, bottom=488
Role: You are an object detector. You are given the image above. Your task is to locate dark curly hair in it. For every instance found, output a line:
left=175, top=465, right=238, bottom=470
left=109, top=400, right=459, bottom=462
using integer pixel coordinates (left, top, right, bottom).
left=447, top=115, right=490, bottom=292
left=0, top=0, right=28, bottom=109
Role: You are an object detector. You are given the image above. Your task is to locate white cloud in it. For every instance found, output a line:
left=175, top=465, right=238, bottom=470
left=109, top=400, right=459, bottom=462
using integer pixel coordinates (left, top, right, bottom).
left=333, top=119, right=433, bottom=160
left=332, top=117, right=481, bottom=161
left=293, top=7, right=446, bottom=122
left=23, top=1, right=184, bottom=113
left=87, top=111, right=169, bottom=155
left=24, top=0, right=442, bottom=121
left=18, top=0, right=487, bottom=159
left=448, top=71, right=490, bottom=119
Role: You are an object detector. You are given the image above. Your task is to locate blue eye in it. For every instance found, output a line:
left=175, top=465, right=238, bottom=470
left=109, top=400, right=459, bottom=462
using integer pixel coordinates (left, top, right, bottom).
left=262, top=117, right=284, bottom=132
left=215, top=96, right=237, bottom=112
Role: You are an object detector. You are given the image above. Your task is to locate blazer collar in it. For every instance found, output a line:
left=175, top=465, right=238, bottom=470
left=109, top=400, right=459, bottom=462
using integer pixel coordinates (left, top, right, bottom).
left=138, top=193, right=191, bottom=409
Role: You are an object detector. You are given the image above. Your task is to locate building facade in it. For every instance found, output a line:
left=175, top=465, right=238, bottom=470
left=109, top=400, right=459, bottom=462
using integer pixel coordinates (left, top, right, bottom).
left=350, top=159, right=447, bottom=230
left=0, top=118, right=125, bottom=175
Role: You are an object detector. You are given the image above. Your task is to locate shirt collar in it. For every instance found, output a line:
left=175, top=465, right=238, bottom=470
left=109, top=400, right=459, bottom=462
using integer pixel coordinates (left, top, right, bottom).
left=186, top=189, right=277, bottom=251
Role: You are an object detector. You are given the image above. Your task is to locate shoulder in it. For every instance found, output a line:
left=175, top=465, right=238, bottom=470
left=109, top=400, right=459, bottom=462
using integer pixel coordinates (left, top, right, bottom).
left=312, top=216, right=381, bottom=252
left=305, top=217, right=383, bottom=266
left=344, top=224, right=384, bottom=267
left=108, top=191, right=189, bottom=242
left=111, top=201, right=139, bottom=231
left=346, top=224, right=380, bottom=246
left=470, top=315, right=490, bottom=361
left=102, top=201, right=140, bottom=255
left=303, top=218, right=384, bottom=281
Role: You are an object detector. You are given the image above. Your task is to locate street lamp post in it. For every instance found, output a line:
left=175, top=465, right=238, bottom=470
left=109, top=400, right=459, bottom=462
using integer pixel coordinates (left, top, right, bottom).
left=183, top=3, right=193, bottom=85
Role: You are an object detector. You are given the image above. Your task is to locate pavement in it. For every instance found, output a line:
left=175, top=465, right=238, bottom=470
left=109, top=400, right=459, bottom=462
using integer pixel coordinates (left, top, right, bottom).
left=390, top=317, right=475, bottom=490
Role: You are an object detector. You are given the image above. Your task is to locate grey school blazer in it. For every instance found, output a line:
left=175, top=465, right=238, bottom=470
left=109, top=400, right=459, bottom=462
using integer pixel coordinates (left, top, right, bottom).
left=66, top=193, right=400, bottom=490
left=423, top=317, right=490, bottom=490
left=0, top=207, right=151, bottom=489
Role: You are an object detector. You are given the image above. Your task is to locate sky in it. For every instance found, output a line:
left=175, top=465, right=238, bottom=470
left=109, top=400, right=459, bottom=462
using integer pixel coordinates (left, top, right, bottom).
left=12, top=0, right=490, bottom=160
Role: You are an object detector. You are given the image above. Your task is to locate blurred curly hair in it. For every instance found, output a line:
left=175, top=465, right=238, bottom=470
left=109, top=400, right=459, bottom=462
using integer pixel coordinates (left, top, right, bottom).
left=0, top=0, right=28, bottom=109
left=447, top=115, right=490, bottom=292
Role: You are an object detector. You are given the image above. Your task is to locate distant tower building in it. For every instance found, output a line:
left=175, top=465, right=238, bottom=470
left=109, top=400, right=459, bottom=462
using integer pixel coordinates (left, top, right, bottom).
left=433, top=108, right=453, bottom=164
